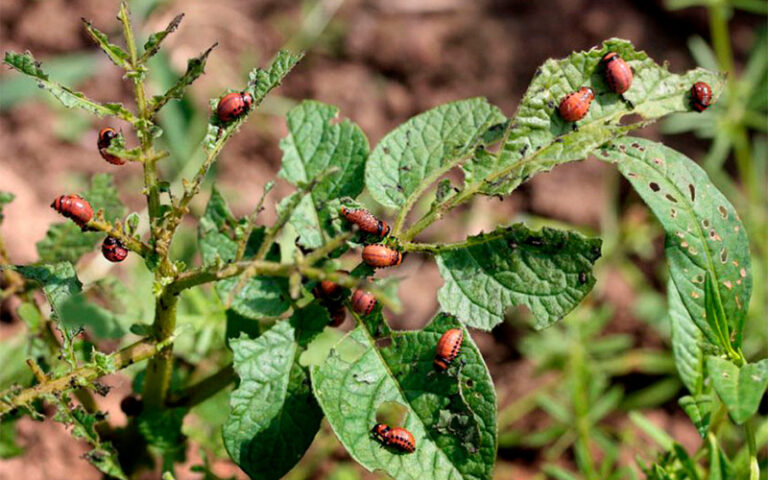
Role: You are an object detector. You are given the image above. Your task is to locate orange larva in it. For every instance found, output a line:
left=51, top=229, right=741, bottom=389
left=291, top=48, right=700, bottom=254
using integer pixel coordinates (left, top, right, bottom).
left=340, top=206, right=390, bottom=237
left=558, top=86, right=595, bottom=122
left=385, top=427, right=416, bottom=453
left=216, top=91, right=254, bottom=123
left=362, top=244, right=402, bottom=268
left=434, top=328, right=463, bottom=371
left=51, top=194, right=93, bottom=228
left=313, top=280, right=344, bottom=302
left=101, top=236, right=128, bottom=263
left=97, top=127, right=125, bottom=165
left=371, top=423, right=391, bottom=443
left=601, top=52, right=633, bottom=94
left=351, top=289, right=377, bottom=315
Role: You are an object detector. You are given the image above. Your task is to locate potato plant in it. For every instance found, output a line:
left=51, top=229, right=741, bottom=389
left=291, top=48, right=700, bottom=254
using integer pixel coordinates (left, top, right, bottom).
left=0, top=4, right=764, bottom=479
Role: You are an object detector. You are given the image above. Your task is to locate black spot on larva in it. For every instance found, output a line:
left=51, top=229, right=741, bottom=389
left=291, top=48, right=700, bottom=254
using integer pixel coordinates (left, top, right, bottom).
left=649, top=182, right=660, bottom=192
left=665, top=194, right=678, bottom=203
left=688, top=184, right=695, bottom=202
left=578, top=272, right=588, bottom=284
left=720, top=247, right=728, bottom=263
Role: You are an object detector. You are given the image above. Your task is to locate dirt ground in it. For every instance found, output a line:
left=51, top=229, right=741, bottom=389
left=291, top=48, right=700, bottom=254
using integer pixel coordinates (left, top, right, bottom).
left=0, top=0, right=759, bottom=478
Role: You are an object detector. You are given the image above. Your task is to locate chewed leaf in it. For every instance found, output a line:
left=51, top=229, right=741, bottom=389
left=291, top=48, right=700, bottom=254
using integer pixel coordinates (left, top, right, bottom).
left=436, top=224, right=601, bottom=331
left=81, top=18, right=130, bottom=67
left=600, top=137, right=751, bottom=347
left=223, top=321, right=322, bottom=480
left=366, top=98, right=505, bottom=210
left=3, top=51, right=136, bottom=121
left=464, top=38, right=725, bottom=196
left=141, top=13, right=184, bottom=61
left=85, top=173, right=127, bottom=223
left=279, top=101, right=369, bottom=248
left=202, top=50, right=302, bottom=152
left=311, top=314, right=496, bottom=480
left=151, top=43, right=217, bottom=112
left=36, top=223, right=100, bottom=264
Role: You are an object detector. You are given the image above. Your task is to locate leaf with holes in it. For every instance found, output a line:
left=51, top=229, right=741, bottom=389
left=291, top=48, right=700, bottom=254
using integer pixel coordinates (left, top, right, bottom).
left=436, top=224, right=601, bottom=331
left=81, top=18, right=130, bottom=67
left=668, top=281, right=706, bottom=394
left=223, top=320, right=323, bottom=480
left=706, top=356, right=768, bottom=425
left=85, top=173, right=127, bottom=223
left=278, top=101, right=369, bottom=248
left=151, top=43, right=216, bottom=112
left=366, top=98, right=505, bottom=211
left=202, top=50, right=303, bottom=152
left=464, top=38, right=725, bottom=197
left=36, top=223, right=100, bottom=264
left=3, top=51, right=136, bottom=121
left=141, top=13, right=184, bottom=61
left=311, top=313, right=497, bottom=480
left=599, top=137, right=751, bottom=347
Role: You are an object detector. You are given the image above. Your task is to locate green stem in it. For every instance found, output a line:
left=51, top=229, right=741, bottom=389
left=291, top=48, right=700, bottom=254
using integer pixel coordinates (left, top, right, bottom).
left=141, top=290, right=179, bottom=408
left=0, top=338, right=165, bottom=416
left=745, top=421, right=759, bottom=480
left=167, top=364, right=235, bottom=408
left=235, top=181, right=275, bottom=262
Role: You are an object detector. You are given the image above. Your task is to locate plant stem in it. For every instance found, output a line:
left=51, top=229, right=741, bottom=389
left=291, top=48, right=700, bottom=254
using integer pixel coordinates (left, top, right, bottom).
left=745, top=421, right=759, bottom=480
left=142, top=290, right=179, bottom=408
left=87, top=218, right=152, bottom=257
left=167, top=364, right=235, bottom=408
left=235, top=181, right=275, bottom=262
left=0, top=338, right=164, bottom=416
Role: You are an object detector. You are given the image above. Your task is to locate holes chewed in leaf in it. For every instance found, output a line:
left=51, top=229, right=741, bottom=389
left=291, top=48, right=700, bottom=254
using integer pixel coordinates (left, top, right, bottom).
left=689, top=184, right=695, bottom=202
left=649, top=182, right=660, bottom=192
left=665, top=194, right=678, bottom=203
left=670, top=208, right=677, bottom=218
left=718, top=206, right=728, bottom=219
left=720, top=247, right=728, bottom=263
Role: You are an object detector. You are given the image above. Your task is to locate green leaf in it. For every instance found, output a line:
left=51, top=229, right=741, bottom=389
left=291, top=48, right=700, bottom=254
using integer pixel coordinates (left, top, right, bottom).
left=85, top=173, right=127, bottom=223
left=599, top=137, right=751, bottom=348
left=278, top=100, right=369, bottom=248
left=707, top=434, right=734, bottom=480
left=366, top=98, right=505, bottom=210
left=198, top=188, right=290, bottom=319
left=59, top=294, right=128, bottom=339
left=706, top=357, right=768, bottom=424
left=0, top=418, right=24, bottom=459
left=14, top=262, right=82, bottom=318
left=311, top=313, right=497, bottom=480
left=36, top=223, right=100, bottom=264
left=141, top=13, right=184, bottom=61
left=464, top=38, right=725, bottom=196
left=52, top=403, right=128, bottom=480
left=678, top=395, right=712, bottom=438
left=3, top=51, right=136, bottom=121
left=151, top=43, right=217, bottom=112
left=137, top=407, right=188, bottom=456
left=223, top=321, right=323, bottom=480
left=436, top=224, right=601, bottom=331
left=0, top=191, right=14, bottom=224
left=202, top=50, right=303, bottom=151
left=668, top=282, right=706, bottom=394
left=81, top=18, right=130, bottom=67
left=248, top=50, right=304, bottom=106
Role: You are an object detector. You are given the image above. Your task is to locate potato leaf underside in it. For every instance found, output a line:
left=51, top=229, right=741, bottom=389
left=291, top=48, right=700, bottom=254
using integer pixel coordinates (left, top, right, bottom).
left=463, top=38, right=725, bottom=197
left=223, top=319, right=323, bottom=480
left=365, top=98, right=505, bottom=210
left=436, top=224, right=601, bottom=331
left=3, top=51, right=134, bottom=119
left=706, top=356, right=768, bottom=425
left=311, top=314, right=497, bottom=480
left=36, top=173, right=127, bottom=264
left=599, top=137, right=751, bottom=348
left=198, top=188, right=290, bottom=319
left=278, top=100, right=369, bottom=248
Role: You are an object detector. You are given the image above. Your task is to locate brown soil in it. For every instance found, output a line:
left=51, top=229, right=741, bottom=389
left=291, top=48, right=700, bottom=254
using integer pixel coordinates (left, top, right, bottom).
left=0, top=0, right=757, bottom=478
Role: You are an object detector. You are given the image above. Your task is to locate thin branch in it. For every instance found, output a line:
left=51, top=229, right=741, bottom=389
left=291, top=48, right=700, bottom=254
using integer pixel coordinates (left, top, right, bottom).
left=87, top=217, right=152, bottom=257
left=0, top=337, right=165, bottom=416
left=234, top=181, right=275, bottom=262
left=167, top=364, right=235, bottom=408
